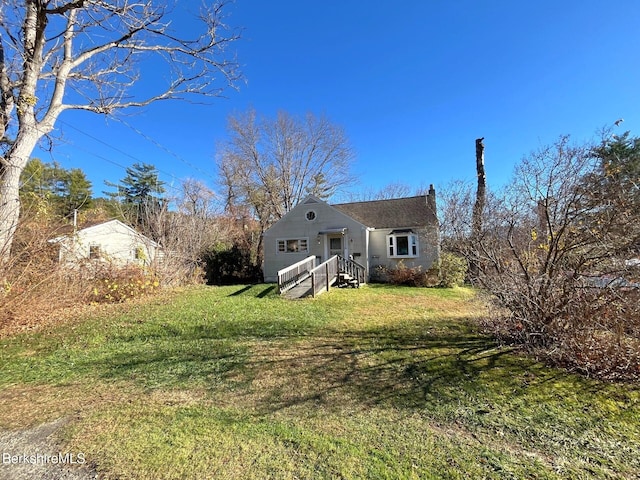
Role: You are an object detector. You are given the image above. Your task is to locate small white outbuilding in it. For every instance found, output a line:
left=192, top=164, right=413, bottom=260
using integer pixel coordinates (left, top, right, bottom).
left=49, top=219, right=162, bottom=267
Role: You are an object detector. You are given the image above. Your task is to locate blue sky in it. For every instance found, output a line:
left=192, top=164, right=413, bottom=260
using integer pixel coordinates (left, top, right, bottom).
left=36, top=0, right=640, bottom=201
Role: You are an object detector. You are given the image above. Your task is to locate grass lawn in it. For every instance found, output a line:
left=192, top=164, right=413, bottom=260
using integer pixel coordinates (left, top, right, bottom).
left=1, top=284, right=639, bottom=479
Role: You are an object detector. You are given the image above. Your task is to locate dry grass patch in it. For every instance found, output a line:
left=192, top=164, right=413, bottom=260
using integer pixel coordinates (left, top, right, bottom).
left=0, top=382, right=141, bottom=430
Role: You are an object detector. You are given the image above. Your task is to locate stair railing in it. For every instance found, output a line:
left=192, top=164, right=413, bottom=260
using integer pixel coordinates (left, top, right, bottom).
left=337, top=255, right=366, bottom=286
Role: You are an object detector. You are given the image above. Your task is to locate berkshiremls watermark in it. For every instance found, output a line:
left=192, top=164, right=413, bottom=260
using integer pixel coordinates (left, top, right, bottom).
left=2, top=451, right=86, bottom=466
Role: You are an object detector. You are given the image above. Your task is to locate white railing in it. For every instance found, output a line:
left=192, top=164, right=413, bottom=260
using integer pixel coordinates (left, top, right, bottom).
left=338, top=256, right=366, bottom=287
left=277, top=255, right=316, bottom=294
left=310, top=255, right=339, bottom=297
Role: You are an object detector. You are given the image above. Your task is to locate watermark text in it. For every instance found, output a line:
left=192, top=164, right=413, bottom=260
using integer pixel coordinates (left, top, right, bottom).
left=2, top=452, right=86, bottom=466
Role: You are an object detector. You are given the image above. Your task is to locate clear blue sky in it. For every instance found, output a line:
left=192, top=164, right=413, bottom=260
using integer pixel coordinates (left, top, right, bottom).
left=36, top=0, right=640, bottom=201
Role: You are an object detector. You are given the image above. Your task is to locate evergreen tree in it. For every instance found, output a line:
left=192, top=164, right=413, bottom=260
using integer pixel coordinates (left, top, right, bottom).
left=19, top=159, right=93, bottom=218
left=20, top=159, right=57, bottom=199
left=106, top=163, right=166, bottom=235
left=58, top=168, right=94, bottom=218
left=587, top=131, right=640, bottom=256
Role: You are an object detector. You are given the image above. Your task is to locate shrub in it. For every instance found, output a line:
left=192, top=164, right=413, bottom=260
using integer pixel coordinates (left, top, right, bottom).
left=90, top=265, right=160, bottom=303
left=479, top=287, right=640, bottom=381
left=438, top=251, right=467, bottom=287
left=385, top=261, right=429, bottom=287
left=203, top=245, right=262, bottom=285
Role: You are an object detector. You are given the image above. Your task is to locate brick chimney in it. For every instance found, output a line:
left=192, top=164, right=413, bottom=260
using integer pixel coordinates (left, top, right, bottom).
left=427, top=184, right=437, bottom=215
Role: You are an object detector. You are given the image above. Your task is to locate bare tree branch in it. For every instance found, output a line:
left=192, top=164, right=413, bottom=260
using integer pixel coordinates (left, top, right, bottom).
left=0, top=0, right=241, bottom=261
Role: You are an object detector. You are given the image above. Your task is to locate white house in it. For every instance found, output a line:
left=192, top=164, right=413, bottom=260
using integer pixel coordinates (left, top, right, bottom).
left=49, top=219, right=162, bottom=267
left=262, top=187, right=440, bottom=283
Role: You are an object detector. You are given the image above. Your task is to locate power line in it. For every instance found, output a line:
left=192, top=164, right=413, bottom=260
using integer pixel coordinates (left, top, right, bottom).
left=58, top=119, right=182, bottom=185
left=48, top=122, right=185, bottom=198
left=112, top=115, right=219, bottom=185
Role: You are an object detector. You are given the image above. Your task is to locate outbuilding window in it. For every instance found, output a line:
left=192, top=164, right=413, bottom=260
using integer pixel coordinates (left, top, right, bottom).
left=89, top=245, right=102, bottom=259
left=135, top=246, right=146, bottom=260
left=387, top=232, right=418, bottom=258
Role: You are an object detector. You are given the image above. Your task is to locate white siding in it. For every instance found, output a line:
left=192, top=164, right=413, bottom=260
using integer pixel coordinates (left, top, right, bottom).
left=369, top=227, right=440, bottom=273
left=54, top=220, right=161, bottom=267
left=263, top=196, right=441, bottom=283
left=263, top=199, right=367, bottom=282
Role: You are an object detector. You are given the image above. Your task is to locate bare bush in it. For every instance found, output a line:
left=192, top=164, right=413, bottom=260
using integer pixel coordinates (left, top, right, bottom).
left=138, top=179, right=233, bottom=285
left=0, top=215, right=86, bottom=334
left=445, top=134, right=640, bottom=379
left=375, top=258, right=465, bottom=288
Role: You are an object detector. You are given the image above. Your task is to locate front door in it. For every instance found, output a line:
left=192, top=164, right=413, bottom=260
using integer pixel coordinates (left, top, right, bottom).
left=328, top=235, right=343, bottom=258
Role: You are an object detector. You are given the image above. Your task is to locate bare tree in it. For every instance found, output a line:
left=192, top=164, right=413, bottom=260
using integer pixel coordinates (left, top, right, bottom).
left=0, top=0, right=240, bottom=262
left=142, top=178, right=229, bottom=284
left=437, top=179, right=474, bottom=250
left=342, top=182, right=415, bottom=202
left=469, top=137, right=486, bottom=277
left=218, top=108, right=355, bottom=231
left=436, top=132, right=640, bottom=377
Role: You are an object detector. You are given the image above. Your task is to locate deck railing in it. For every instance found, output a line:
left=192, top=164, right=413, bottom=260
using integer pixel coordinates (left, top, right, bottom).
left=310, top=255, right=339, bottom=297
left=277, top=255, right=316, bottom=294
left=279, top=254, right=367, bottom=298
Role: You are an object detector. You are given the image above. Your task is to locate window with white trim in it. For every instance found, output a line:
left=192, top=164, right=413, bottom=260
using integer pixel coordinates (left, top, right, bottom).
left=387, top=233, right=418, bottom=258
left=277, top=238, right=309, bottom=254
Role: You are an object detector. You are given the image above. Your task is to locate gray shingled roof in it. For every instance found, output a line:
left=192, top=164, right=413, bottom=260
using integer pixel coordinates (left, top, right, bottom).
left=332, top=195, right=437, bottom=229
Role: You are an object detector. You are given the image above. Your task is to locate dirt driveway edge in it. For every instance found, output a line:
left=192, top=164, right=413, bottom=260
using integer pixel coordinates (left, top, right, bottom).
left=0, top=418, right=97, bottom=480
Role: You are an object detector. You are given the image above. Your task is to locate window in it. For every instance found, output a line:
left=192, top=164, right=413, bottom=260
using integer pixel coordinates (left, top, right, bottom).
left=329, top=237, right=342, bottom=250
left=305, top=210, right=316, bottom=221
left=89, top=245, right=101, bottom=259
left=277, top=238, right=309, bottom=254
left=387, top=233, right=418, bottom=258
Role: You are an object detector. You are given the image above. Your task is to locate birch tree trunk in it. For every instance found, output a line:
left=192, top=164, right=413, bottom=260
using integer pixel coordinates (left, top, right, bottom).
left=0, top=131, right=47, bottom=260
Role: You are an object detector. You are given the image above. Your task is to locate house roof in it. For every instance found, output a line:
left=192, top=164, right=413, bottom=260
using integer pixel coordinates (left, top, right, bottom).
left=49, top=219, right=160, bottom=247
left=331, top=195, right=437, bottom=229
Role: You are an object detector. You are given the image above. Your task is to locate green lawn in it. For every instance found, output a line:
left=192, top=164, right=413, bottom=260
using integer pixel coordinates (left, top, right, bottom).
left=1, top=284, right=639, bottom=479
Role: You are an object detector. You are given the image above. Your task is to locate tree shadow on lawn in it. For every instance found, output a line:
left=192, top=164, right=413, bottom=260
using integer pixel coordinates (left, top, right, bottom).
left=76, top=296, right=624, bottom=418
left=230, top=322, right=607, bottom=417
left=90, top=342, right=249, bottom=389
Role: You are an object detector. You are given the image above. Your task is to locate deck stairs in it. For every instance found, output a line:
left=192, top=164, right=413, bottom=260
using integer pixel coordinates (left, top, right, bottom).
left=277, top=255, right=365, bottom=299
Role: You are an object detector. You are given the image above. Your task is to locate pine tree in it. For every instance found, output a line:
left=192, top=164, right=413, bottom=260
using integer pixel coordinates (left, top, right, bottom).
left=105, top=163, right=166, bottom=236
left=20, top=159, right=93, bottom=219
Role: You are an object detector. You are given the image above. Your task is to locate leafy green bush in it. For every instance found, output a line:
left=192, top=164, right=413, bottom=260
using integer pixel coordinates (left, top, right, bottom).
left=203, top=245, right=262, bottom=285
left=438, top=251, right=467, bottom=287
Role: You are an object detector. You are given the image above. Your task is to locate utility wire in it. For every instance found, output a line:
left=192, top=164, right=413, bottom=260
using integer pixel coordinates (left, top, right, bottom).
left=58, top=119, right=182, bottom=186
left=49, top=121, right=185, bottom=197
left=112, top=115, right=219, bottom=185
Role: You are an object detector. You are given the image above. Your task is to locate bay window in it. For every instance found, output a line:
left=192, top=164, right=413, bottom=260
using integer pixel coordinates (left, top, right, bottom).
left=387, top=232, right=418, bottom=258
